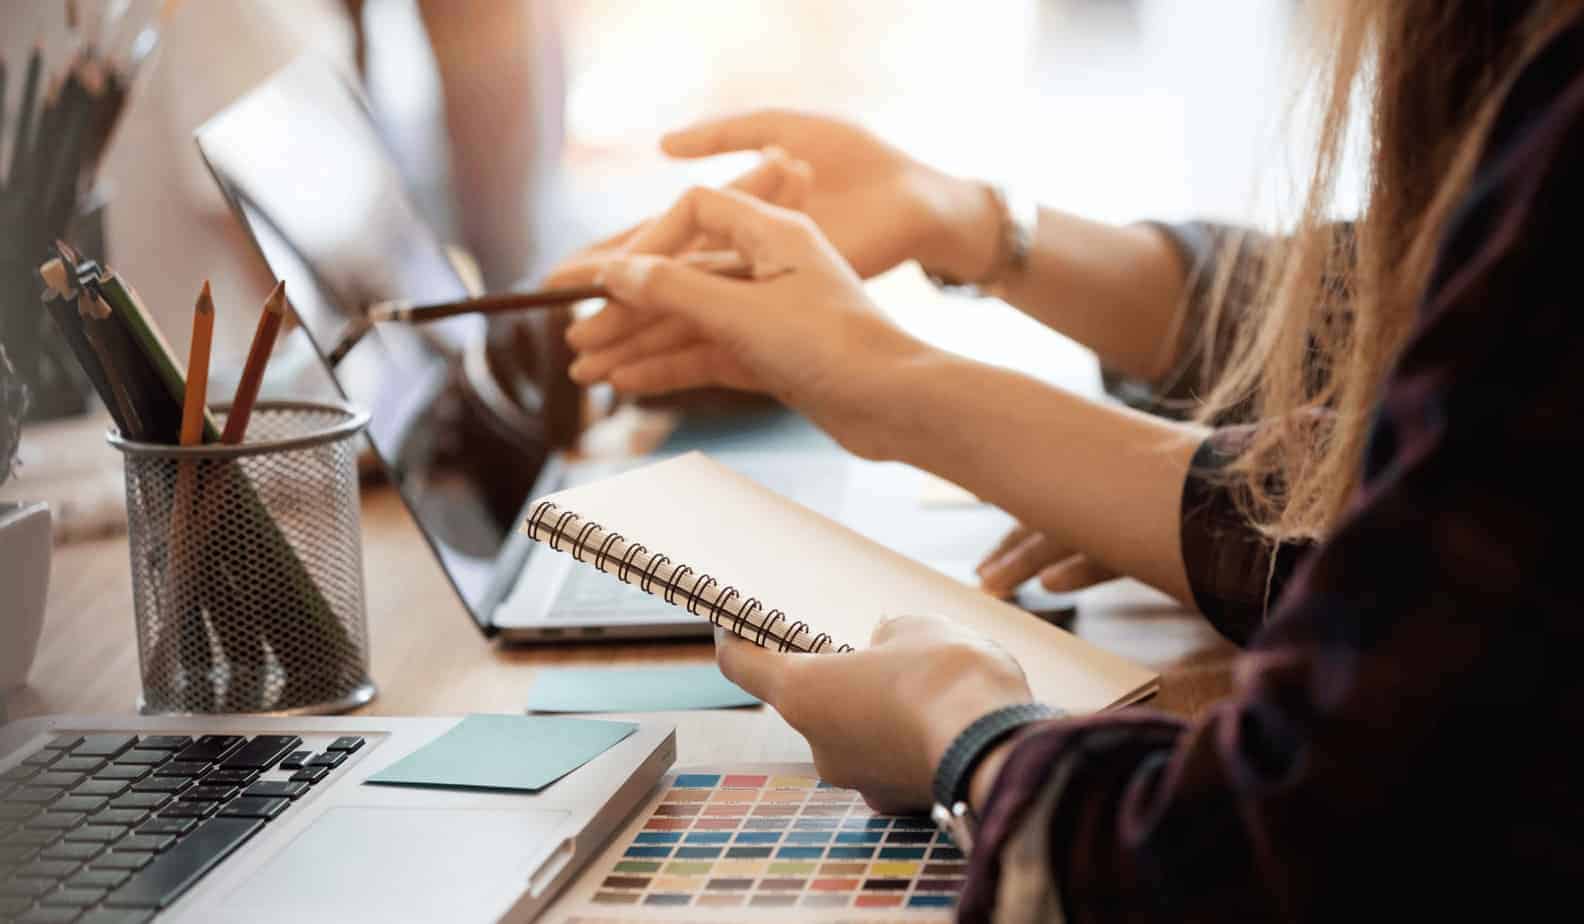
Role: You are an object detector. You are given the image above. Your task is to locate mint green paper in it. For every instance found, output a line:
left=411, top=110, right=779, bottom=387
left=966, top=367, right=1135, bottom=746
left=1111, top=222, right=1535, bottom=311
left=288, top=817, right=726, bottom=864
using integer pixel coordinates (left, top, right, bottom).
left=525, top=665, right=761, bottom=713
left=365, top=714, right=638, bottom=792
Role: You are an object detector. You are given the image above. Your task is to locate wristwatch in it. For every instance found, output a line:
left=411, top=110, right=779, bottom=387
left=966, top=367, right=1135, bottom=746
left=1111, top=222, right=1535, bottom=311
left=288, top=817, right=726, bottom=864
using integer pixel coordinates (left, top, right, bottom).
left=930, top=703, right=1060, bottom=854
left=922, top=183, right=1036, bottom=299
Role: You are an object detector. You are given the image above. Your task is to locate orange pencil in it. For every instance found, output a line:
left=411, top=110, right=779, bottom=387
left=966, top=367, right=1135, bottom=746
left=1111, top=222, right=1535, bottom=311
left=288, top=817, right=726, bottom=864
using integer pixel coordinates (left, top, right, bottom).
left=179, top=281, right=214, bottom=446
left=222, top=280, right=286, bottom=444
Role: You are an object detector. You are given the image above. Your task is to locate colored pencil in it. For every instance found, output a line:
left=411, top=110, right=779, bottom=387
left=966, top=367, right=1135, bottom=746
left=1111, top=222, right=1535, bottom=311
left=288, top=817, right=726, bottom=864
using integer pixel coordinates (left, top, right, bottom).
left=222, top=280, right=286, bottom=444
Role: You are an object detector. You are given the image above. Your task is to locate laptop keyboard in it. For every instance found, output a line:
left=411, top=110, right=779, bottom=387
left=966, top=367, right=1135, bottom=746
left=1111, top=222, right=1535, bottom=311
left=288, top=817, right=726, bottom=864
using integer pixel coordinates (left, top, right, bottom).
left=0, top=733, right=363, bottom=922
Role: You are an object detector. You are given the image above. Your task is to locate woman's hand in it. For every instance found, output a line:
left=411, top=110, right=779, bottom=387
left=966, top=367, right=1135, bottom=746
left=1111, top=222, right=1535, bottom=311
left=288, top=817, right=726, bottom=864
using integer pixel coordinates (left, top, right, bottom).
left=716, top=614, right=1036, bottom=814
left=656, top=109, right=997, bottom=281
left=563, top=185, right=936, bottom=460
left=977, top=524, right=1119, bottom=598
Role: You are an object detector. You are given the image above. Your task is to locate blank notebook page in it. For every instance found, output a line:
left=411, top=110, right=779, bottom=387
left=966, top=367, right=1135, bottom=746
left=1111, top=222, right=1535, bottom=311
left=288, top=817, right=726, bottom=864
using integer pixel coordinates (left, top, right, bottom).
left=530, top=452, right=1158, bottom=712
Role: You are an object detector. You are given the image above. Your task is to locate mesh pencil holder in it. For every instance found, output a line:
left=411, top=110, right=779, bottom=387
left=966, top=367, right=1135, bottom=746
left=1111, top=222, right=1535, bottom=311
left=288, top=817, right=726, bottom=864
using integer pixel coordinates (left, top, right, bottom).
left=108, top=401, right=377, bottom=716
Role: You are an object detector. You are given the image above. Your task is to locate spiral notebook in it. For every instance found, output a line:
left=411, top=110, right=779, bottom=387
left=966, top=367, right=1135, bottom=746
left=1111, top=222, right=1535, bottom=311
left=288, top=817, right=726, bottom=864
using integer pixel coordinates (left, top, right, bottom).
left=524, top=453, right=1157, bottom=711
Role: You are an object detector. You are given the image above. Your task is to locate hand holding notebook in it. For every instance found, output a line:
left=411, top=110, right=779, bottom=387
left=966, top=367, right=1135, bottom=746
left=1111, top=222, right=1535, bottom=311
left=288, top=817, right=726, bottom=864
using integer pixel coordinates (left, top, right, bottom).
left=525, top=452, right=1157, bottom=711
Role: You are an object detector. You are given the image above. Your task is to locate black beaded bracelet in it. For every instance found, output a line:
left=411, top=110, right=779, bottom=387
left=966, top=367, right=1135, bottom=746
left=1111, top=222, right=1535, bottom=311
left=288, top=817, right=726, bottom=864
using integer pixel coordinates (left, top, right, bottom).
left=931, top=703, right=1060, bottom=812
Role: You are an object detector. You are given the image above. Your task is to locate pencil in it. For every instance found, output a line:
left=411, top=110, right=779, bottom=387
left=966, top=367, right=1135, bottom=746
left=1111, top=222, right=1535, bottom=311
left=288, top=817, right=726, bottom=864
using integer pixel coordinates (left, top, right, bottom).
left=222, top=280, right=286, bottom=444
left=363, top=253, right=772, bottom=326
left=180, top=281, right=214, bottom=446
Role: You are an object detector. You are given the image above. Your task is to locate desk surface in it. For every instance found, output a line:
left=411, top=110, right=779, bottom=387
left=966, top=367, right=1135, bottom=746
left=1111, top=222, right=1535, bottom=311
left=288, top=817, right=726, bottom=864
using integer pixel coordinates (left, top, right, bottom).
left=10, top=484, right=1238, bottom=759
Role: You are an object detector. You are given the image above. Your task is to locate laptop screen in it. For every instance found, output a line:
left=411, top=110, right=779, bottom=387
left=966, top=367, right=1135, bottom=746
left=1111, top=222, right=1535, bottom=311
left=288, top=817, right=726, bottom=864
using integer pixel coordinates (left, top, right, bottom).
left=194, top=57, right=544, bottom=632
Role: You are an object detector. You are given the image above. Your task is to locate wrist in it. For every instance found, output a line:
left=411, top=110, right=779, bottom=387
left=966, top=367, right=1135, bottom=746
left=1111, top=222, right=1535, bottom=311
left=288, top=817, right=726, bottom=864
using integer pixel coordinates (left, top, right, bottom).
left=913, top=170, right=1002, bottom=283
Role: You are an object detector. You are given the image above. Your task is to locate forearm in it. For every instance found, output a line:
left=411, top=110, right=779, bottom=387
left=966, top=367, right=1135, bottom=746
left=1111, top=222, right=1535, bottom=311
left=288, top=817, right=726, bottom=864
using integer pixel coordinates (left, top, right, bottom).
left=871, top=349, right=1203, bottom=602
left=924, top=186, right=1193, bottom=382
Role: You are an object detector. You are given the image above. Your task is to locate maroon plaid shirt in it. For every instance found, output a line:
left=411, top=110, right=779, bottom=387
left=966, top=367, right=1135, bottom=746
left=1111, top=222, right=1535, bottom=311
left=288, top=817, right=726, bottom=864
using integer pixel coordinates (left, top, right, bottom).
left=963, top=23, right=1584, bottom=922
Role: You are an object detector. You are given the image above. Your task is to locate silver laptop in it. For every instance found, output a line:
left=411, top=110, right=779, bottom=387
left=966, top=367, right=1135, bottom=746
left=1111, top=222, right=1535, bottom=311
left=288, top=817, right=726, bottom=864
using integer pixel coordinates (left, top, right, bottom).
left=190, top=58, right=877, bottom=644
left=0, top=714, right=674, bottom=922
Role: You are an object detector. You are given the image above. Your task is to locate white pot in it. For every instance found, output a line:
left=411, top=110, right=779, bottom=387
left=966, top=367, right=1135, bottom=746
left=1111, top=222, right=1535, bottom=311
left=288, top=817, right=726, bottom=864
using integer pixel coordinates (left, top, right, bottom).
left=1, top=501, right=50, bottom=692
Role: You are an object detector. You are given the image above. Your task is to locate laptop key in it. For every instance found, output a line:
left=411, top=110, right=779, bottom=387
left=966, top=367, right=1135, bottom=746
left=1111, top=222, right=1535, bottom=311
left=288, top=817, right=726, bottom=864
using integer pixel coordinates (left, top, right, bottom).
left=288, top=767, right=328, bottom=784
left=326, top=736, right=364, bottom=753
left=129, top=779, right=186, bottom=795
left=110, top=751, right=167, bottom=767
left=73, top=781, right=130, bottom=800
left=65, top=827, right=127, bottom=845
left=109, top=795, right=169, bottom=813
left=15, top=858, right=82, bottom=880
left=218, top=797, right=287, bottom=820
left=137, top=818, right=195, bottom=837
left=72, top=737, right=138, bottom=760
left=171, top=737, right=244, bottom=765
left=29, top=773, right=85, bottom=790
left=53, top=758, right=107, bottom=775
left=42, top=886, right=111, bottom=907
left=0, top=875, right=53, bottom=897
left=90, top=853, right=152, bottom=872
left=9, top=787, right=63, bottom=804
left=278, top=750, right=311, bottom=770
left=218, top=736, right=300, bottom=771
left=70, top=868, right=132, bottom=890
left=0, top=765, right=38, bottom=783
left=179, top=786, right=236, bottom=804
left=24, top=813, right=84, bottom=831
left=23, top=751, right=60, bottom=767
left=42, top=842, right=102, bottom=863
left=305, top=752, right=345, bottom=770
left=16, top=907, right=83, bottom=923
left=92, top=766, right=149, bottom=783
left=153, top=763, right=209, bottom=779
left=53, top=797, right=108, bottom=815
left=112, top=835, right=175, bottom=854
left=90, top=811, right=146, bottom=829
left=104, top=817, right=264, bottom=910
left=44, top=737, right=82, bottom=752
left=4, top=829, right=60, bottom=848
left=241, top=781, right=306, bottom=800
left=157, top=803, right=215, bottom=820
left=202, top=770, right=257, bottom=787
left=133, top=737, right=190, bottom=752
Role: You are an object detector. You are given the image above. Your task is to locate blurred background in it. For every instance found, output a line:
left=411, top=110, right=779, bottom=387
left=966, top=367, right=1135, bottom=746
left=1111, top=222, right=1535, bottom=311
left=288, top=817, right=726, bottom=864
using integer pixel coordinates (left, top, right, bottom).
left=3, top=0, right=1364, bottom=534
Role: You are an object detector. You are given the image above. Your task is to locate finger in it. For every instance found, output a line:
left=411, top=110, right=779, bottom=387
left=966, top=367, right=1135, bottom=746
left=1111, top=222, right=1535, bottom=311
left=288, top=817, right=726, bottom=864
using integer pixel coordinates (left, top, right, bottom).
left=1038, top=555, right=1119, bottom=592
left=544, top=221, right=652, bottom=287
left=565, top=300, right=662, bottom=352
left=605, top=343, right=731, bottom=395
left=976, top=525, right=1035, bottom=576
left=978, top=532, right=1067, bottom=596
left=661, top=109, right=799, bottom=158
left=569, top=317, right=697, bottom=385
left=619, top=186, right=814, bottom=279
left=715, top=628, right=792, bottom=704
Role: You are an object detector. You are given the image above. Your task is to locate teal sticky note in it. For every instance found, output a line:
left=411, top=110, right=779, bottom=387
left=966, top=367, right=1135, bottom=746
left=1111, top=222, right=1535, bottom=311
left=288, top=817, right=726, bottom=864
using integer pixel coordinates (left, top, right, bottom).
left=365, top=714, right=637, bottom=792
left=525, top=665, right=761, bottom=713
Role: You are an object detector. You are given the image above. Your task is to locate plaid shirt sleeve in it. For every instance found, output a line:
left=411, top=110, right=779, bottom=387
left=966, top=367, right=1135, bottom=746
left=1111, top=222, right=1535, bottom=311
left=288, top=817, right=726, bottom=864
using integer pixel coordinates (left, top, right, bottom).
left=961, top=26, right=1584, bottom=923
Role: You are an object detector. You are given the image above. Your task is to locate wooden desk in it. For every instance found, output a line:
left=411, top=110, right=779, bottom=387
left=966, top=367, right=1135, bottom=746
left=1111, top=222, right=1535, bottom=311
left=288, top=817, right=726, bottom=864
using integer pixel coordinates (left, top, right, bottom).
left=7, top=484, right=1238, bottom=758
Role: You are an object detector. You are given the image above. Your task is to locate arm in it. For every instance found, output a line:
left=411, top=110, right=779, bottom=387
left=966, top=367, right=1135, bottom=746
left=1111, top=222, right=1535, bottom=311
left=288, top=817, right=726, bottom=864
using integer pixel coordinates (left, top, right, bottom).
left=963, top=42, right=1584, bottom=920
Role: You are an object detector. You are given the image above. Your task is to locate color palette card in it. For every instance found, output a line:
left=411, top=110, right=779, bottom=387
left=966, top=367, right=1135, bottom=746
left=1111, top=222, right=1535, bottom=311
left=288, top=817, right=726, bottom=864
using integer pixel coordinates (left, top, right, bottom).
left=546, top=764, right=964, bottom=922
left=526, top=665, right=761, bottom=713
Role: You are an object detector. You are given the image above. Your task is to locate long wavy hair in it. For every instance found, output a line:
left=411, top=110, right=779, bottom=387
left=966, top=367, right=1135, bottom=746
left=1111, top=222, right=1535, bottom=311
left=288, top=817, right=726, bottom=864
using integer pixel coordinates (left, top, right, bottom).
left=1197, top=1, right=1584, bottom=542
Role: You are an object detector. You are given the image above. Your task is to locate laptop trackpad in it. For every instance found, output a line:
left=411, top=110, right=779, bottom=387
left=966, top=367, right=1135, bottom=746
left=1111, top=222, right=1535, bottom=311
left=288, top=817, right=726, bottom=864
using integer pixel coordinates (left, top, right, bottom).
left=222, top=806, right=571, bottom=923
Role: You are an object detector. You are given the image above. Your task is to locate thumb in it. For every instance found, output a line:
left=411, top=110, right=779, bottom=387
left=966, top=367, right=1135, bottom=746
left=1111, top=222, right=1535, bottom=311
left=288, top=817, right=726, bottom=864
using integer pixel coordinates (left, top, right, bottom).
left=715, top=628, right=791, bottom=704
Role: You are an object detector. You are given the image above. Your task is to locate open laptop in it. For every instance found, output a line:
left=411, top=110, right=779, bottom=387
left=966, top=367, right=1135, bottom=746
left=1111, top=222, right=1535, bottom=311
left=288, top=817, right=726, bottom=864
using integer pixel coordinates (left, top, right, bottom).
left=191, top=57, right=879, bottom=644
left=0, top=714, right=674, bottom=922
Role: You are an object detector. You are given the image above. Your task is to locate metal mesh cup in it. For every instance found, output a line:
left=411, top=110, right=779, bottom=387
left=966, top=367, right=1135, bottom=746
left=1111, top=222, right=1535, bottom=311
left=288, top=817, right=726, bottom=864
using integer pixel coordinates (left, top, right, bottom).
left=108, top=401, right=376, bottom=715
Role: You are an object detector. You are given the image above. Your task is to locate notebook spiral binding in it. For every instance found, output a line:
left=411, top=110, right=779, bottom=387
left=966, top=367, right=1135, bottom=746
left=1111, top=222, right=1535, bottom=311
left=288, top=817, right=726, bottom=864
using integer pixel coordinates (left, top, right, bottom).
left=526, top=501, right=855, bottom=654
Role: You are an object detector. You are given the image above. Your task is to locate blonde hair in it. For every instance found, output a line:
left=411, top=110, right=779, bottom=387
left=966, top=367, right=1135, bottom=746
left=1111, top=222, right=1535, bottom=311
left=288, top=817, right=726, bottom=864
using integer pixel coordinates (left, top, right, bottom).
left=1197, top=1, right=1584, bottom=542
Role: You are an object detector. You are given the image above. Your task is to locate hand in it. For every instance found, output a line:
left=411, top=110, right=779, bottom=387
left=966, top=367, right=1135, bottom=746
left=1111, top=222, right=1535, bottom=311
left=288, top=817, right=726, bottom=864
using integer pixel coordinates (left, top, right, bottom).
left=657, top=109, right=998, bottom=281
left=976, top=524, right=1120, bottom=599
left=562, top=185, right=936, bottom=460
left=716, top=614, right=1035, bottom=814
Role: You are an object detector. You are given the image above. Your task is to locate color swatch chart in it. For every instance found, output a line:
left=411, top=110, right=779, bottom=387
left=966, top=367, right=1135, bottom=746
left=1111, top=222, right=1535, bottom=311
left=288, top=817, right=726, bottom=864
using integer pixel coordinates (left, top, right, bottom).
left=554, top=765, right=965, bottom=922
